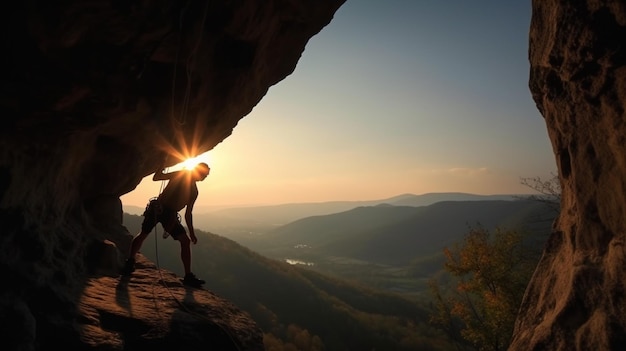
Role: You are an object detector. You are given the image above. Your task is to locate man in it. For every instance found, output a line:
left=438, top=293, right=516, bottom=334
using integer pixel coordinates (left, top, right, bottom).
left=121, top=162, right=210, bottom=287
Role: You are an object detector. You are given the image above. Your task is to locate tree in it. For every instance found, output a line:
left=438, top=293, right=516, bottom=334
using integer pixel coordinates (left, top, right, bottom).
left=519, top=172, right=561, bottom=215
left=429, top=226, right=537, bottom=351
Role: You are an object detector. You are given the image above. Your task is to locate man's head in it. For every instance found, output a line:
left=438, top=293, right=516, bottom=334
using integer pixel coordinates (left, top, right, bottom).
left=193, top=162, right=210, bottom=180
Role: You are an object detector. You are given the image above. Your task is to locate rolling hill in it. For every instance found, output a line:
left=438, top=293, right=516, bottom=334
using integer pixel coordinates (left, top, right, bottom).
left=240, top=199, right=554, bottom=266
left=215, top=198, right=556, bottom=296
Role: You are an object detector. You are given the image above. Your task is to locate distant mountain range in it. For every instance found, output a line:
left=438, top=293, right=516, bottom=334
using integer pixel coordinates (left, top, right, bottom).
left=200, top=192, right=523, bottom=224
left=238, top=199, right=555, bottom=266
left=124, top=192, right=529, bottom=230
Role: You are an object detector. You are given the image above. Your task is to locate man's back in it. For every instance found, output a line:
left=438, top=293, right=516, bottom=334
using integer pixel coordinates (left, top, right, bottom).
left=158, top=171, right=198, bottom=211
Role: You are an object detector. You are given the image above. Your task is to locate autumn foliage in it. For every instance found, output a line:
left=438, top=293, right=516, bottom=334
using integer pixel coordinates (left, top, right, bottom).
left=429, top=226, right=537, bottom=351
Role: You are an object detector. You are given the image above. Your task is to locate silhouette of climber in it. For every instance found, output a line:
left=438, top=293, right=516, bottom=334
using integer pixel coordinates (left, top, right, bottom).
left=122, top=162, right=210, bottom=287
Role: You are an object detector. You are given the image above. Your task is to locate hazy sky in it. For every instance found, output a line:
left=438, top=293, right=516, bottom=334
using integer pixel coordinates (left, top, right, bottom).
left=122, top=0, right=556, bottom=208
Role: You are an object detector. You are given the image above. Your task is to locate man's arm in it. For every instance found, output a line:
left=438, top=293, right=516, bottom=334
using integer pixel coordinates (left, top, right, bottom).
left=184, top=197, right=198, bottom=244
left=153, top=166, right=176, bottom=181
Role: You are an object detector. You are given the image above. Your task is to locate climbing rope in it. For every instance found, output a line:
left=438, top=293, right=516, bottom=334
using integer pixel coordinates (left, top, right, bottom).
left=147, top=1, right=244, bottom=348
left=171, top=0, right=210, bottom=128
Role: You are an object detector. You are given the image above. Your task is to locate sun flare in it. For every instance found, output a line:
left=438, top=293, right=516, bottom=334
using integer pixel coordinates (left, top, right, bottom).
left=178, top=154, right=211, bottom=170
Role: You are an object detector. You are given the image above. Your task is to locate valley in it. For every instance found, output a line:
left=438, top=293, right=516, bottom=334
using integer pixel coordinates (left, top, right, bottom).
left=122, top=193, right=555, bottom=350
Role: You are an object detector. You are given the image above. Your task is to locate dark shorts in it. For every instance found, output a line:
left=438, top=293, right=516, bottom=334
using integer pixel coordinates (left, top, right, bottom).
left=141, top=199, right=186, bottom=239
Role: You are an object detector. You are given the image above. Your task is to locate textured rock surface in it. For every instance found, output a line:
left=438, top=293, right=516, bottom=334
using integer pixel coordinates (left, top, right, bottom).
left=0, top=1, right=344, bottom=350
left=510, top=1, right=626, bottom=350
left=79, top=254, right=263, bottom=350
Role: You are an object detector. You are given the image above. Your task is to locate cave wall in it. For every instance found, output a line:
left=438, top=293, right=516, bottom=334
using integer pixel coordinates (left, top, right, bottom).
left=0, top=0, right=345, bottom=349
left=510, top=1, right=626, bottom=350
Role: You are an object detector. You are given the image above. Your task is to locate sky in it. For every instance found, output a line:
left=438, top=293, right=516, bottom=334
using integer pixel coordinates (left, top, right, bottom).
left=121, top=0, right=556, bottom=209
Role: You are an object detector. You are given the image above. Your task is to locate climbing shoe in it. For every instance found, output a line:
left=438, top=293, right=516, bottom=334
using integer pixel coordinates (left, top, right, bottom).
left=120, top=258, right=135, bottom=276
left=182, top=272, right=205, bottom=287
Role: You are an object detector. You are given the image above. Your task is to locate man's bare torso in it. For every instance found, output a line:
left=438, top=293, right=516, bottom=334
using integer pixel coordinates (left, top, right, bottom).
left=157, top=172, right=198, bottom=211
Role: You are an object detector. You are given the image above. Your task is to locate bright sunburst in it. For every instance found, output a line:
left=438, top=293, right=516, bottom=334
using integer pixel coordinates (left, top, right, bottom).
left=152, top=116, right=214, bottom=172
left=181, top=155, right=202, bottom=170
left=178, top=153, right=212, bottom=170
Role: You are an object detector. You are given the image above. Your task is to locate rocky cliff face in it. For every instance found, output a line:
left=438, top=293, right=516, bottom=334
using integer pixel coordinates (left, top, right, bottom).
left=510, top=1, right=626, bottom=350
left=0, top=1, right=344, bottom=350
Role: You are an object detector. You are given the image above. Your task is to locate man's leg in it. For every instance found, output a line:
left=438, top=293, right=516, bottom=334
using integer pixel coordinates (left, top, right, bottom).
left=174, top=231, right=205, bottom=286
left=165, top=216, right=204, bottom=286
left=178, top=233, right=192, bottom=275
left=122, top=228, right=151, bottom=275
left=129, top=230, right=150, bottom=259
left=123, top=200, right=158, bottom=275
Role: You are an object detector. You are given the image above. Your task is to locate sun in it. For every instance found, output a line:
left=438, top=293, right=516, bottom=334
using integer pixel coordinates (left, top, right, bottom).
left=181, top=157, right=200, bottom=170
left=178, top=153, right=212, bottom=170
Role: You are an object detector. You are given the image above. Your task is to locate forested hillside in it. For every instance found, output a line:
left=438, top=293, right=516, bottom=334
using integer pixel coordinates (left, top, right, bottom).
left=226, top=200, right=554, bottom=296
